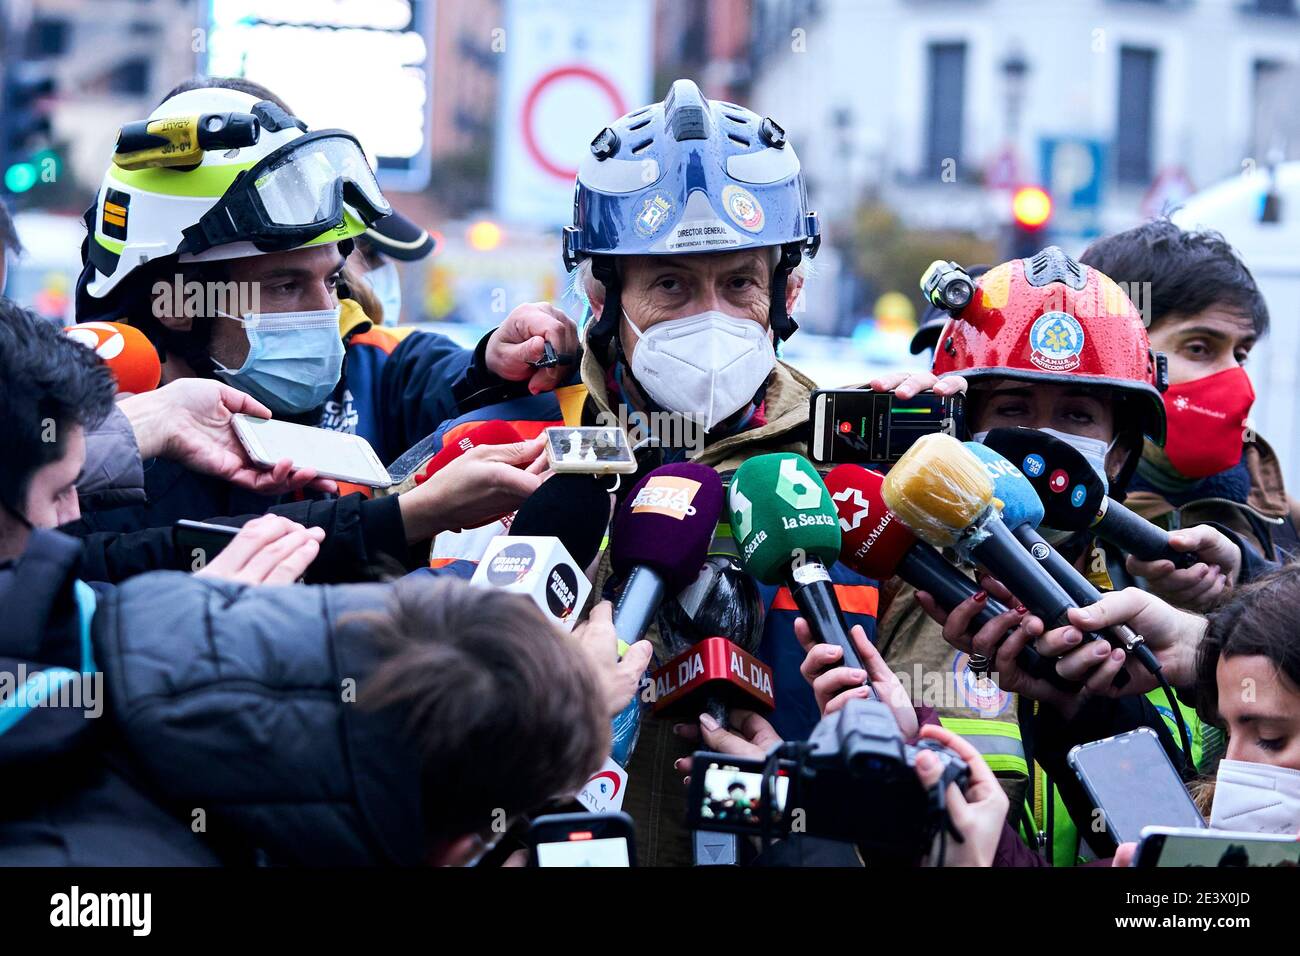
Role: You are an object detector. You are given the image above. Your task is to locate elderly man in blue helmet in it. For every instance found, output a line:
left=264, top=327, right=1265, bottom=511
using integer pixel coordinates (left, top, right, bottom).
left=433, top=80, right=880, bottom=866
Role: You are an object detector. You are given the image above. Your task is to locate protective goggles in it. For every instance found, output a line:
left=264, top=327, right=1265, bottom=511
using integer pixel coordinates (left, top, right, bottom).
left=182, top=130, right=391, bottom=255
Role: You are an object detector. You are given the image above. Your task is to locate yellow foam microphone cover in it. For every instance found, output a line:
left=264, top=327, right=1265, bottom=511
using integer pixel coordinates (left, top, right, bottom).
left=880, top=433, right=995, bottom=547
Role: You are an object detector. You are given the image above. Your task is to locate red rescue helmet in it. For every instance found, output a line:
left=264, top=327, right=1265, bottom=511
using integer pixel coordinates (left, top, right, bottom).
left=932, top=246, right=1167, bottom=445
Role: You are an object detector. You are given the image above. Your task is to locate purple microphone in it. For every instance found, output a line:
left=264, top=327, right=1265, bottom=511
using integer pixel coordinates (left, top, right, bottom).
left=609, top=463, right=725, bottom=646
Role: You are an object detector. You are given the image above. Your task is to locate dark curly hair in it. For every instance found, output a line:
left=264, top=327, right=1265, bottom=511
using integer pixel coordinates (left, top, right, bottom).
left=1081, top=218, right=1269, bottom=337
left=0, top=299, right=116, bottom=517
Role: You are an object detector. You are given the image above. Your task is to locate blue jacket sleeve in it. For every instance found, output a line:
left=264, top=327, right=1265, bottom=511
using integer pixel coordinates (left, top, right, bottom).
left=376, top=330, right=476, bottom=463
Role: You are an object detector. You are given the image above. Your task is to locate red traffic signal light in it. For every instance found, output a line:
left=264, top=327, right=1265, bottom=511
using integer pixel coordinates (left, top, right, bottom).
left=1012, top=186, right=1052, bottom=230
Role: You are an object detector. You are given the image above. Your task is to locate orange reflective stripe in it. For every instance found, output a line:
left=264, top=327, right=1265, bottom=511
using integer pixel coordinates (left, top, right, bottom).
left=347, top=325, right=415, bottom=354
left=770, top=584, right=879, bottom=616
left=334, top=481, right=373, bottom=498
left=428, top=557, right=459, bottom=569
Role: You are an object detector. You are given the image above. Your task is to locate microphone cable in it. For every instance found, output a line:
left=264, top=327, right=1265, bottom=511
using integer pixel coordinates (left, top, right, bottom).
left=1132, top=643, right=1194, bottom=765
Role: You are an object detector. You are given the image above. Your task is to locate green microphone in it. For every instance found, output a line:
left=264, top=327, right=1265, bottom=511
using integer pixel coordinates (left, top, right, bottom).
left=728, top=453, right=868, bottom=680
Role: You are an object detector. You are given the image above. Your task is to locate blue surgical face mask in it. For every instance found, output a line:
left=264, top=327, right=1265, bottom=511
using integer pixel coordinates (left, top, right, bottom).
left=214, top=308, right=344, bottom=416
left=366, top=261, right=402, bottom=323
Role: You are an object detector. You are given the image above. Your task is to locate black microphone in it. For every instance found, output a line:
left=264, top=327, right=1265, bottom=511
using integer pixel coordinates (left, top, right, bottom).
left=469, top=473, right=611, bottom=629
left=884, top=437, right=1104, bottom=633
left=982, top=427, right=1198, bottom=569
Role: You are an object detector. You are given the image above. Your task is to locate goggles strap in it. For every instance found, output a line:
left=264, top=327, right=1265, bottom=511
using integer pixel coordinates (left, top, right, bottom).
left=251, top=100, right=306, bottom=133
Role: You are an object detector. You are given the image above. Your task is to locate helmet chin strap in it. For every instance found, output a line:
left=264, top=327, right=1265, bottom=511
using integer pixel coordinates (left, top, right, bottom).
left=584, top=256, right=623, bottom=358
left=768, top=242, right=803, bottom=341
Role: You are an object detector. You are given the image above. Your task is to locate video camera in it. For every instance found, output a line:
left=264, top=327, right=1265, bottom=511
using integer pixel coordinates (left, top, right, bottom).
left=688, top=697, right=970, bottom=860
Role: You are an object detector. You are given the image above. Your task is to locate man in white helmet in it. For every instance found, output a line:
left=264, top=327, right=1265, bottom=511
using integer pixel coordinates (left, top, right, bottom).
left=70, top=80, right=567, bottom=574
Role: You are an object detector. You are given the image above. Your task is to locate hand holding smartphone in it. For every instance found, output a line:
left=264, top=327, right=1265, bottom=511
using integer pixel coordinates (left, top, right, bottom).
left=543, top=426, right=637, bottom=475
left=232, top=414, right=393, bottom=488
left=1068, top=727, right=1204, bottom=846
left=809, top=388, right=965, bottom=465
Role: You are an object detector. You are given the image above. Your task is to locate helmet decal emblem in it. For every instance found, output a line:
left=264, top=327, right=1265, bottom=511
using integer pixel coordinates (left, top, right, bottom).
left=1028, top=310, right=1085, bottom=373
left=633, top=192, right=674, bottom=238
left=722, top=184, right=764, bottom=232
left=101, top=188, right=130, bottom=240
left=953, top=652, right=1011, bottom=717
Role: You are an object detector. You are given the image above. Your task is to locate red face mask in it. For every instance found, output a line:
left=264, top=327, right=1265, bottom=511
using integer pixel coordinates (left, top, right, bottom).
left=1160, top=366, right=1255, bottom=479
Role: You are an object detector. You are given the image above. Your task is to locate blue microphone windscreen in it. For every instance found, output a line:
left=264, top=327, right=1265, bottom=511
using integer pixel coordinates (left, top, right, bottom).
left=963, top=441, right=1045, bottom=532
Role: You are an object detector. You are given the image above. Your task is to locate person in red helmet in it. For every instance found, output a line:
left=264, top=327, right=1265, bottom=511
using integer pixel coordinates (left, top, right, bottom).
left=849, top=246, right=1214, bottom=866
left=1080, top=220, right=1297, bottom=610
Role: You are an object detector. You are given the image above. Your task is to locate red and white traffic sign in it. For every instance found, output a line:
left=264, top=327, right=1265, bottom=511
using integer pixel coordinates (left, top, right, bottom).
left=493, top=0, right=652, bottom=226
left=521, top=66, right=627, bottom=182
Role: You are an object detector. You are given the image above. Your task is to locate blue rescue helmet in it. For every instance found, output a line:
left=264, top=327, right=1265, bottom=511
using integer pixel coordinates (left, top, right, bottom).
left=563, top=79, right=820, bottom=347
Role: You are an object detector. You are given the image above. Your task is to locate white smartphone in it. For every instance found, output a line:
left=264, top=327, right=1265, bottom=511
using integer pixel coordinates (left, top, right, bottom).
left=543, top=426, right=638, bottom=475
left=232, top=414, right=393, bottom=488
left=1136, top=826, right=1300, bottom=867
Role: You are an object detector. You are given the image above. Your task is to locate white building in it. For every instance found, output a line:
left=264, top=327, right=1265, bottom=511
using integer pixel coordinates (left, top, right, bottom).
left=749, top=0, right=1300, bottom=483
left=748, top=0, right=1300, bottom=238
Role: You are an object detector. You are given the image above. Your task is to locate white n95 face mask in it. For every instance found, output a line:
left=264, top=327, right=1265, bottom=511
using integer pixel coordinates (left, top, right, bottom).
left=626, top=310, right=775, bottom=432
left=1210, top=758, right=1300, bottom=835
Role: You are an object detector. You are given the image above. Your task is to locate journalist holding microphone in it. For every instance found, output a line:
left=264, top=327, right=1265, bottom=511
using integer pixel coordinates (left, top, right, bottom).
left=0, top=303, right=643, bottom=864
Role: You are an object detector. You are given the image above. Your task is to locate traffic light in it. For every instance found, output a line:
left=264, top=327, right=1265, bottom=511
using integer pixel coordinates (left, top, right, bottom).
left=1009, top=185, right=1052, bottom=259
left=2, top=63, right=56, bottom=196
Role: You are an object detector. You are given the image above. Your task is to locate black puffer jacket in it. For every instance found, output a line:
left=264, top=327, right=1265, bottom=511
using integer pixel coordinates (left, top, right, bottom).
left=0, top=529, right=425, bottom=865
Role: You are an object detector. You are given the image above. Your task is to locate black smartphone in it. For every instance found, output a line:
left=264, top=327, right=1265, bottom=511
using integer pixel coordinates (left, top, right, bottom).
left=1135, top=826, right=1300, bottom=868
left=526, top=812, right=636, bottom=867
left=173, top=519, right=240, bottom=572
left=1068, top=727, right=1205, bottom=845
left=686, top=752, right=796, bottom=835
left=809, top=388, right=965, bottom=465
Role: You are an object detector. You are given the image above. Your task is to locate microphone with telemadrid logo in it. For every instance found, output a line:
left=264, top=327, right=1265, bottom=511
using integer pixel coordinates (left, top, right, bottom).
left=468, top=473, right=611, bottom=630
left=826, top=462, right=1004, bottom=628
left=982, top=427, right=1198, bottom=569
left=728, top=452, right=868, bottom=681
left=608, top=462, right=725, bottom=647
left=824, top=462, right=1073, bottom=690
left=63, top=322, right=161, bottom=396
